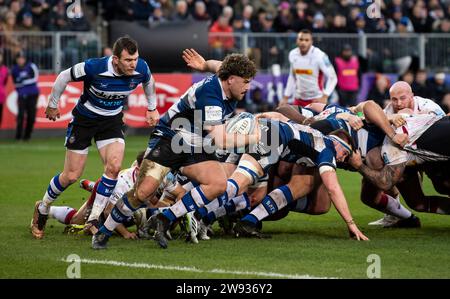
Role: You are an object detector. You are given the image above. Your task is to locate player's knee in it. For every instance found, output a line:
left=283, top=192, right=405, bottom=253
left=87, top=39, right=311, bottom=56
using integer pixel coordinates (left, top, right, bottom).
left=208, top=178, right=228, bottom=197
left=308, top=205, right=330, bottom=215
left=105, top=162, right=121, bottom=177
left=277, top=162, right=293, bottom=181
left=62, top=172, right=81, bottom=185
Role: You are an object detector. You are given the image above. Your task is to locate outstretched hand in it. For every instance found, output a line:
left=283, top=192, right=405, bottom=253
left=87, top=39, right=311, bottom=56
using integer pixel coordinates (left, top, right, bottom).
left=45, top=106, right=60, bottom=121
left=348, top=222, right=369, bottom=241
left=182, top=48, right=206, bottom=71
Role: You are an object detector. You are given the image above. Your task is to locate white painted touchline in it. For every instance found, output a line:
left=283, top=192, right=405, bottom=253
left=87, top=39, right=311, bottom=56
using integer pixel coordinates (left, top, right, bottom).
left=61, top=257, right=335, bottom=279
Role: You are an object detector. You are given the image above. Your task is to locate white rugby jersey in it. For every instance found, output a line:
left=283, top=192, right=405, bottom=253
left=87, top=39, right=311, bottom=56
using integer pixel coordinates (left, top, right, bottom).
left=381, top=114, right=447, bottom=166
left=284, top=46, right=337, bottom=101
left=384, top=96, right=445, bottom=116
left=108, top=164, right=178, bottom=204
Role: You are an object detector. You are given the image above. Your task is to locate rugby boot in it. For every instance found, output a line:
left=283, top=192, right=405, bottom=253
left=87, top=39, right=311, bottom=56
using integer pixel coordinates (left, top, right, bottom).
left=31, top=201, right=48, bottom=239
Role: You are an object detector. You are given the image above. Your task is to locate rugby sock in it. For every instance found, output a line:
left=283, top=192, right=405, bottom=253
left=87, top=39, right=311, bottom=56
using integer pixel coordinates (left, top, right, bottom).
left=87, top=174, right=117, bottom=223
left=162, top=186, right=209, bottom=222
left=206, top=193, right=250, bottom=224
left=241, top=185, right=293, bottom=225
left=379, top=193, right=412, bottom=219
left=85, top=180, right=100, bottom=207
left=102, top=194, right=141, bottom=236
left=49, top=206, right=77, bottom=224
left=40, top=174, right=66, bottom=215
left=197, top=179, right=240, bottom=218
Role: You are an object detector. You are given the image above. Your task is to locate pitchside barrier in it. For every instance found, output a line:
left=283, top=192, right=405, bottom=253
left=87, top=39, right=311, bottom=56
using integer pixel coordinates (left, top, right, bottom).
left=6, top=72, right=446, bottom=130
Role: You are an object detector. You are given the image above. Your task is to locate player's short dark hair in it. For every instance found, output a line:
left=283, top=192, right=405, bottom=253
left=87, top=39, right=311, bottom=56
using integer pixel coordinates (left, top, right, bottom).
left=218, top=53, right=257, bottom=80
left=113, top=36, right=138, bottom=57
left=136, top=151, right=146, bottom=166
left=299, top=29, right=312, bottom=36
left=329, top=129, right=356, bottom=152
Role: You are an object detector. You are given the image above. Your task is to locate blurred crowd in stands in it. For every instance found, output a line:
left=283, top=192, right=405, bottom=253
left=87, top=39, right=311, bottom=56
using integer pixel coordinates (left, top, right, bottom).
left=98, top=0, right=450, bottom=34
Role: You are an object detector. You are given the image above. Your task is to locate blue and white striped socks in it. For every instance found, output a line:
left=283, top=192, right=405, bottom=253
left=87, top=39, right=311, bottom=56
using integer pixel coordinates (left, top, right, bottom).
left=87, top=174, right=117, bottom=222
left=40, top=174, right=66, bottom=214
left=162, top=186, right=210, bottom=222
left=242, top=185, right=293, bottom=225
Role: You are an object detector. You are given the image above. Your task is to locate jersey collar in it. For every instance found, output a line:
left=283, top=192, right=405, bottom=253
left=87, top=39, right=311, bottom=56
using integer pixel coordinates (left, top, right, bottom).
left=217, top=77, right=229, bottom=101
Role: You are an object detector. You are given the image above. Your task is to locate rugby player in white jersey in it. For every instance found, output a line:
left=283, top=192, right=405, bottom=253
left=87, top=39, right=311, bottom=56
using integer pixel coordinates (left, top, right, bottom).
left=350, top=110, right=450, bottom=220
left=278, top=29, right=337, bottom=107
left=366, top=81, right=447, bottom=226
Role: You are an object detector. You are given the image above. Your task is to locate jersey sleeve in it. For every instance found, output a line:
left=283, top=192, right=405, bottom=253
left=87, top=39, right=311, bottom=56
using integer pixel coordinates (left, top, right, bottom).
left=142, top=60, right=151, bottom=84
left=317, top=148, right=337, bottom=173
left=196, top=90, right=226, bottom=126
left=318, top=53, right=337, bottom=96
left=70, top=61, right=89, bottom=82
left=418, top=98, right=445, bottom=116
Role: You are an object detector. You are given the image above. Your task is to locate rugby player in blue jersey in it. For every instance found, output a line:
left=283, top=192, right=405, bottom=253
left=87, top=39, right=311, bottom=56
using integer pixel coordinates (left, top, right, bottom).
left=31, top=36, right=159, bottom=239
left=92, top=49, right=260, bottom=249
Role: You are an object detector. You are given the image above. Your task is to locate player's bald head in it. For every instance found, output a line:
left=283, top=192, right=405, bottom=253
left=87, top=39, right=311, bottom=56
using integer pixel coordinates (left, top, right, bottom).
left=389, top=81, right=412, bottom=95
left=389, top=81, right=414, bottom=112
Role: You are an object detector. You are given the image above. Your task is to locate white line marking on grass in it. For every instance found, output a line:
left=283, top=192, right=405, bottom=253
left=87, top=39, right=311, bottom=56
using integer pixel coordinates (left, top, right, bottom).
left=60, top=258, right=335, bottom=279
left=0, top=144, right=146, bottom=153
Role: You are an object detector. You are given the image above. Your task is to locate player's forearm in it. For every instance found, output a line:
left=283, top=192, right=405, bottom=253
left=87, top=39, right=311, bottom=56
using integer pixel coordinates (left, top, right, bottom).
left=363, top=100, right=396, bottom=137
left=357, top=163, right=395, bottom=191
left=143, top=77, right=157, bottom=110
left=215, top=132, right=258, bottom=150
left=115, top=224, right=131, bottom=238
left=204, top=60, right=222, bottom=73
left=324, top=179, right=354, bottom=223
left=48, top=68, right=72, bottom=108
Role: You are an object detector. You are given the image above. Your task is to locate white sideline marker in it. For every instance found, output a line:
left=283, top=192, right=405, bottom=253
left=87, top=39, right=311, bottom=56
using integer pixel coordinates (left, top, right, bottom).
left=61, top=257, right=334, bottom=279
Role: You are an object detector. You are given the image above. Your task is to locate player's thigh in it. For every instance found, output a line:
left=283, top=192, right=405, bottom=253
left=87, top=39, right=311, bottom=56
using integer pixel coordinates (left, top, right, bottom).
left=306, top=182, right=331, bottom=215
left=62, top=150, right=88, bottom=181
left=97, top=140, right=125, bottom=172
left=182, top=160, right=228, bottom=196
left=286, top=164, right=315, bottom=199
left=222, top=162, right=237, bottom=178
left=135, top=158, right=170, bottom=202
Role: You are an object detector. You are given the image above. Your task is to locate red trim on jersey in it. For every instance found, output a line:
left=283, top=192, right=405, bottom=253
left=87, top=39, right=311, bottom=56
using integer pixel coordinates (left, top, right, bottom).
left=378, top=193, right=388, bottom=209
left=401, top=126, right=409, bottom=135
left=318, top=70, right=324, bottom=92
left=293, top=99, right=312, bottom=107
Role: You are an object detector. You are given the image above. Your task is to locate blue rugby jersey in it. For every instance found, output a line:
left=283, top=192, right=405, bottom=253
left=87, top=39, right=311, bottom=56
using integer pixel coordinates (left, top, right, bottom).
left=313, top=104, right=384, bottom=157
left=280, top=121, right=338, bottom=170
left=256, top=119, right=337, bottom=172
left=70, top=56, right=151, bottom=118
left=153, top=75, right=237, bottom=147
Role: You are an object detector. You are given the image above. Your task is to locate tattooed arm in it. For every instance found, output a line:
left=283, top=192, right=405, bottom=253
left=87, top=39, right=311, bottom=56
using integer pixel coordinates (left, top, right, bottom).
left=348, top=150, right=406, bottom=191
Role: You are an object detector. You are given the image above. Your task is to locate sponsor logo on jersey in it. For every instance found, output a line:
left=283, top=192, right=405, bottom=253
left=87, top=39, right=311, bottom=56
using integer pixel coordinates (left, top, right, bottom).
left=204, top=106, right=223, bottom=121
left=294, top=69, right=313, bottom=75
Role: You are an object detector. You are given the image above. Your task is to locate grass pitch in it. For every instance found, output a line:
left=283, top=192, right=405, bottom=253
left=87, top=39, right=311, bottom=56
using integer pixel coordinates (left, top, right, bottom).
left=1, top=136, right=449, bottom=279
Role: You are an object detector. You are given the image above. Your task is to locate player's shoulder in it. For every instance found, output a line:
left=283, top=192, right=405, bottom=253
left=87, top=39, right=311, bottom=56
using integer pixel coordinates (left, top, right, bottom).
left=311, top=46, right=329, bottom=60
left=414, top=95, right=436, bottom=105
left=197, top=75, right=221, bottom=95
left=288, top=47, right=299, bottom=59
left=83, top=56, right=109, bottom=74
left=135, top=57, right=151, bottom=75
